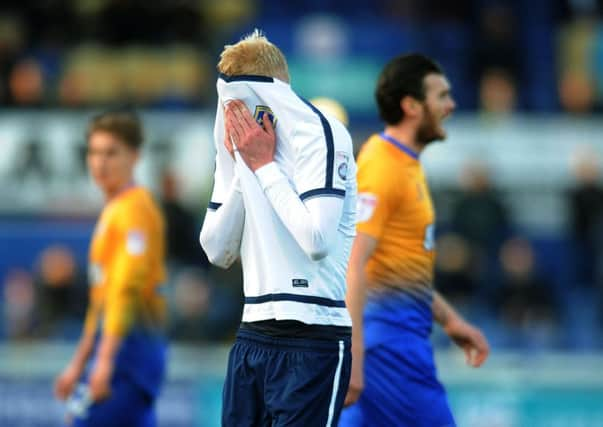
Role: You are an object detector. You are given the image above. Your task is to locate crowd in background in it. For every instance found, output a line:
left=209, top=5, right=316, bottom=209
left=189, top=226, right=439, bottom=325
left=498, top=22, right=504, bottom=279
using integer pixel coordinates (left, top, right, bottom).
left=0, top=0, right=602, bottom=112
left=1, top=0, right=603, bottom=351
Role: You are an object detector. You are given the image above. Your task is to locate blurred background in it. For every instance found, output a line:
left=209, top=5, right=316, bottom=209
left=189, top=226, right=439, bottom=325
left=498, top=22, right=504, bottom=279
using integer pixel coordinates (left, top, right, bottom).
left=1, top=0, right=603, bottom=426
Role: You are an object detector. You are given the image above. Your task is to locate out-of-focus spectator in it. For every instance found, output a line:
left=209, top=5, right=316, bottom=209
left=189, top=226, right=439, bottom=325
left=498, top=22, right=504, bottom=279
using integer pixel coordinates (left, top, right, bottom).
left=168, top=268, right=242, bottom=342
left=2, top=269, right=36, bottom=340
left=494, top=237, right=559, bottom=347
left=0, top=15, right=25, bottom=104
left=451, top=162, right=511, bottom=255
left=434, top=232, right=478, bottom=308
left=474, top=3, right=519, bottom=83
left=161, top=171, right=208, bottom=269
left=558, top=71, right=595, bottom=113
left=567, top=146, right=603, bottom=287
left=479, top=67, right=517, bottom=114
left=9, top=58, right=45, bottom=106
left=33, top=245, right=87, bottom=338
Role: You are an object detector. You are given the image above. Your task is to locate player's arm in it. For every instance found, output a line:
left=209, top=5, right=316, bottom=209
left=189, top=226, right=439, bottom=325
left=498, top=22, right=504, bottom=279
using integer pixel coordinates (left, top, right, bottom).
left=199, top=172, right=245, bottom=268
left=89, top=219, right=151, bottom=401
left=54, top=308, right=97, bottom=400
left=200, top=102, right=245, bottom=268
left=225, top=99, right=346, bottom=260
left=432, top=291, right=490, bottom=367
left=255, top=162, right=344, bottom=261
left=344, top=232, right=377, bottom=406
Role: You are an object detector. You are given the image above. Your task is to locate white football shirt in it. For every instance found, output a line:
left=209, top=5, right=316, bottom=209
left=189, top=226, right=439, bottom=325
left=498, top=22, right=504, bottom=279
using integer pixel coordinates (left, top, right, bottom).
left=200, top=74, right=356, bottom=327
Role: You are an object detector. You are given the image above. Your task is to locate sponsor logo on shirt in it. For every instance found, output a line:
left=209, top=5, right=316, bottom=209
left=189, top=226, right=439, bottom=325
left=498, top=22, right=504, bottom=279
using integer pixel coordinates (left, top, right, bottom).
left=356, top=193, right=378, bottom=222
left=126, top=230, right=146, bottom=255
left=292, top=278, right=309, bottom=288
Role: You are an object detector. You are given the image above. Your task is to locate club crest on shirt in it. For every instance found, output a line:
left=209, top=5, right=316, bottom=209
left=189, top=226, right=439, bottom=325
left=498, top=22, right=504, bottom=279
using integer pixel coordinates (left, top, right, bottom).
left=356, top=193, right=378, bottom=222
left=126, top=230, right=146, bottom=255
left=336, top=151, right=349, bottom=180
left=253, top=105, right=277, bottom=128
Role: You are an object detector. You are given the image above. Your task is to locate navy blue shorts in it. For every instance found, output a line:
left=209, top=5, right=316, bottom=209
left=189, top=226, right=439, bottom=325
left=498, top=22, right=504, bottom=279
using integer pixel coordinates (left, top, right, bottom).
left=67, top=376, right=156, bottom=427
left=222, top=328, right=351, bottom=427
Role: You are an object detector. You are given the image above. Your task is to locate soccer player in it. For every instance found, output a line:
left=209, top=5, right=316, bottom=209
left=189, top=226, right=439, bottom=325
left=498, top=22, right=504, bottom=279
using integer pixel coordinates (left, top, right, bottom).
left=54, top=112, right=167, bottom=427
left=339, top=54, right=490, bottom=427
left=200, top=31, right=356, bottom=426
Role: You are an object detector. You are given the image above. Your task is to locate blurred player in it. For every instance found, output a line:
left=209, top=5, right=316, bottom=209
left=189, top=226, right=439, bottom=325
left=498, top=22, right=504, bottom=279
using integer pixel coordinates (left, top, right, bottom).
left=339, top=54, right=490, bottom=427
left=200, top=31, right=356, bottom=426
left=54, top=112, right=167, bottom=427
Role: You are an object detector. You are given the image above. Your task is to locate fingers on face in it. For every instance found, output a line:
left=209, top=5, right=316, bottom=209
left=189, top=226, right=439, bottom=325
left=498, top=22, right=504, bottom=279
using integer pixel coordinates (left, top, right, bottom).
left=225, top=109, right=243, bottom=145
left=232, top=101, right=256, bottom=129
left=225, top=100, right=255, bottom=145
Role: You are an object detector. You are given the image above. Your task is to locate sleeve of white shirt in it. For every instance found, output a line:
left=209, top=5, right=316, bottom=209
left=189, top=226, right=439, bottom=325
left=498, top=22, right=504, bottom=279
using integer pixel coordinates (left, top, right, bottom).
left=207, top=99, right=234, bottom=206
left=255, top=118, right=352, bottom=261
left=199, top=101, right=245, bottom=268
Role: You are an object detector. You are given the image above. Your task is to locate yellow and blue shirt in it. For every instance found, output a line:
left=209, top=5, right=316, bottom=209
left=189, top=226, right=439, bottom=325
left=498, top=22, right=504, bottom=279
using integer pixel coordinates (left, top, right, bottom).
left=87, top=186, right=167, bottom=398
left=356, top=133, right=437, bottom=343
left=356, top=133, right=436, bottom=291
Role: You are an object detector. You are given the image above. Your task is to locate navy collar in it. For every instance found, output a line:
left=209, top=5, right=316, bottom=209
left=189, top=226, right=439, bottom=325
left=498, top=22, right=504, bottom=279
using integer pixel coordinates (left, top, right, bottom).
left=379, top=132, right=419, bottom=160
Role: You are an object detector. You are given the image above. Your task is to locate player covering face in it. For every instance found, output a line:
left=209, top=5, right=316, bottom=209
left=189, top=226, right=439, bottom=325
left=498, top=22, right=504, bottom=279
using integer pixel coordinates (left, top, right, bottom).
left=200, top=30, right=357, bottom=427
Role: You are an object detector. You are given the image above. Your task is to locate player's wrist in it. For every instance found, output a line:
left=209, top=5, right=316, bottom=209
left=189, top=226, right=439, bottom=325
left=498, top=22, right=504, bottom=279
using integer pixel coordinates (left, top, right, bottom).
left=254, top=161, right=283, bottom=189
left=442, top=313, right=464, bottom=334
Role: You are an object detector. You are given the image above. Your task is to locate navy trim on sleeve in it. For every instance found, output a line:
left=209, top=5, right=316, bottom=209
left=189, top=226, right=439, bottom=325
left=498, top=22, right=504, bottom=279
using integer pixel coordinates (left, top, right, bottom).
left=299, top=97, right=335, bottom=188
left=219, top=73, right=274, bottom=83
left=245, top=293, right=346, bottom=308
left=207, top=201, right=222, bottom=211
left=299, top=188, right=346, bottom=201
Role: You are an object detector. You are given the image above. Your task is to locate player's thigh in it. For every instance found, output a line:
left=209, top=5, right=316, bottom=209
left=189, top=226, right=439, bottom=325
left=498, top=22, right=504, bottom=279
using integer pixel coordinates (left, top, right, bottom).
left=268, top=339, right=351, bottom=427
left=350, top=343, right=455, bottom=427
left=71, top=378, right=155, bottom=427
left=222, top=339, right=270, bottom=427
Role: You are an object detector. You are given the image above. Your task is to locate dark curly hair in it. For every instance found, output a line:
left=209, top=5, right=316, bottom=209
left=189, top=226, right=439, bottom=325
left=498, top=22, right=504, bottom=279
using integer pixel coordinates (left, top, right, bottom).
left=376, top=54, right=443, bottom=125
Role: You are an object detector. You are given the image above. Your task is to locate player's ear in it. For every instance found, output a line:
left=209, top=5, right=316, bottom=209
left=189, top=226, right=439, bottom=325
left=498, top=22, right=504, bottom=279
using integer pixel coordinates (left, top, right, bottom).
left=400, top=96, right=421, bottom=118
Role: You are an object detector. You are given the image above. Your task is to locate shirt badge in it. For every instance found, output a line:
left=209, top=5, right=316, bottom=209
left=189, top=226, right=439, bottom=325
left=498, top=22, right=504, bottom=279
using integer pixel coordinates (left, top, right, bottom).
left=357, top=193, right=378, bottom=222
left=126, top=230, right=146, bottom=255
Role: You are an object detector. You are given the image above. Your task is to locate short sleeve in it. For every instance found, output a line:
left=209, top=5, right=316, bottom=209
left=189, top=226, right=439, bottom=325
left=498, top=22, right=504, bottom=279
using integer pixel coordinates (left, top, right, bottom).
left=355, top=159, right=400, bottom=239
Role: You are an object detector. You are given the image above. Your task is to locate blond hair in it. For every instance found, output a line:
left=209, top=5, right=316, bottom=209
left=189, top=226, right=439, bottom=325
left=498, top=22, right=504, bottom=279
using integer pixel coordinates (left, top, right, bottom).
left=217, top=29, right=290, bottom=82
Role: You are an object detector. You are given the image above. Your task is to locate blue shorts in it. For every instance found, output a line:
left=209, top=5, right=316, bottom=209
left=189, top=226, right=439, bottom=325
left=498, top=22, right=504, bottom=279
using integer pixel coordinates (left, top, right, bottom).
left=339, top=289, right=455, bottom=427
left=222, top=328, right=351, bottom=427
left=68, top=376, right=156, bottom=427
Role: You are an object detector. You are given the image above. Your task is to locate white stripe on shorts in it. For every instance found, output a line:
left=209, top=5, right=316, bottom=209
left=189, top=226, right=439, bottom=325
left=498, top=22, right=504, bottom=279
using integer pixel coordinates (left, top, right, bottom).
left=326, top=340, right=345, bottom=427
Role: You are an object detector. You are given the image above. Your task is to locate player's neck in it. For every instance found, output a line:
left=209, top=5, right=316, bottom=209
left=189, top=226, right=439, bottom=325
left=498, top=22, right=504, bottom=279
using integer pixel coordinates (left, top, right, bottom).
left=382, top=126, right=424, bottom=155
left=104, top=180, right=136, bottom=202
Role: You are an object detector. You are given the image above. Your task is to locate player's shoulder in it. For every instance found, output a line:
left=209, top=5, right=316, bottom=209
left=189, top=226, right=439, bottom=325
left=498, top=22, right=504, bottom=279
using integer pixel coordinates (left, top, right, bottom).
left=357, top=134, right=403, bottom=171
left=328, top=116, right=353, bottom=154
left=356, top=134, right=415, bottom=193
left=113, top=187, right=162, bottom=226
